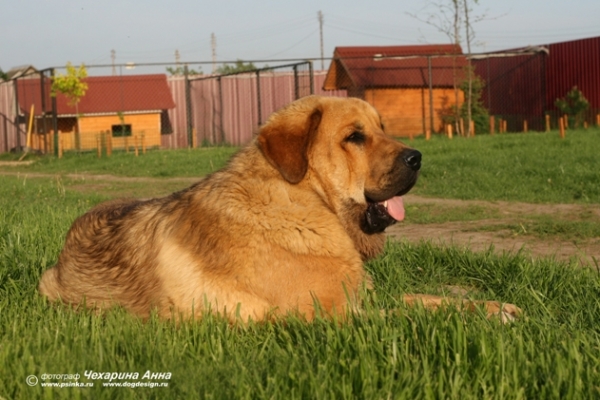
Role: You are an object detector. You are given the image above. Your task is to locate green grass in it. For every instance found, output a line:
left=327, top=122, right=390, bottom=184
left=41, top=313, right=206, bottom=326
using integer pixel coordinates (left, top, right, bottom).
left=0, top=147, right=239, bottom=177
left=472, top=214, right=600, bottom=242
left=1, top=131, right=600, bottom=398
left=409, top=129, right=600, bottom=204
left=2, top=128, right=599, bottom=204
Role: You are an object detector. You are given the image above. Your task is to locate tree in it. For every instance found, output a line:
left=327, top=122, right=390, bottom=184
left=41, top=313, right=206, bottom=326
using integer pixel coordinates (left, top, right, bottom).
left=51, top=62, right=88, bottom=149
left=166, top=65, right=202, bottom=76
left=555, top=86, right=590, bottom=128
left=409, top=0, right=487, bottom=136
left=0, top=68, right=7, bottom=82
left=215, top=60, right=258, bottom=74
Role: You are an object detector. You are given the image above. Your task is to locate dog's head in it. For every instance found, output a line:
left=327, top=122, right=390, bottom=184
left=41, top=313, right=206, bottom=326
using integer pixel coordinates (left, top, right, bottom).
left=257, top=95, right=421, bottom=234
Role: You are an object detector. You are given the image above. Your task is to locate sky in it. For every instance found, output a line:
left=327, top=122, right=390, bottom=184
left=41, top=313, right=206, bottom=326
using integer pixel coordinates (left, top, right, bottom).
left=2, top=0, right=600, bottom=74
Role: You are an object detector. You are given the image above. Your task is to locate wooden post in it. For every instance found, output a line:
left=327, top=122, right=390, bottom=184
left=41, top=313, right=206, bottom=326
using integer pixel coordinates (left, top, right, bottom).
left=97, top=136, right=101, bottom=158
left=584, top=121, right=588, bottom=129
left=545, top=115, right=551, bottom=132
left=125, top=136, right=129, bottom=153
left=489, top=116, right=495, bottom=135
left=106, top=131, right=112, bottom=157
left=142, top=134, right=146, bottom=154
left=425, top=129, right=431, bottom=141
left=503, top=120, right=508, bottom=133
left=192, top=128, right=197, bottom=148
left=563, top=114, right=569, bottom=129
left=498, top=118, right=503, bottom=133
left=134, top=135, right=139, bottom=157
left=446, top=124, right=453, bottom=139
left=58, top=135, right=63, bottom=159
left=559, top=117, right=565, bottom=139
left=459, top=118, right=465, bottom=136
left=470, top=120, right=475, bottom=137
left=523, top=120, right=528, bottom=133
left=597, top=114, right=600, bottom=127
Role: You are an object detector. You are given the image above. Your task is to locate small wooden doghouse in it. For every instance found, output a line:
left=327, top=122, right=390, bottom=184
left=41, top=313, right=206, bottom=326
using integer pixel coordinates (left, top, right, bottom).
left=17, top=74, right=175, bottom=151
left=323, top=45, right=467, bottom=136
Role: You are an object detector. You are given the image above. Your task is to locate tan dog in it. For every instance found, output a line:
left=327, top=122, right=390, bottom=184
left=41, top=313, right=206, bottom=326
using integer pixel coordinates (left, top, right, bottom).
left=39, top=95, right=520, bottom=322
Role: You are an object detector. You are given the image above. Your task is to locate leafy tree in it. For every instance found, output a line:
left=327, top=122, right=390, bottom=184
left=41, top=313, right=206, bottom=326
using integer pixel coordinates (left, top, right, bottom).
left=0, top=68, right=7, bottom=81
left=51, top=62, right=88, bottom=148
left=166, top=65, right=202, bottom=76
left=555, top=86, right=590, bottom=128
left=215, top=60, right=258, bottom=74
left=51, top=62, right=88, bottom=107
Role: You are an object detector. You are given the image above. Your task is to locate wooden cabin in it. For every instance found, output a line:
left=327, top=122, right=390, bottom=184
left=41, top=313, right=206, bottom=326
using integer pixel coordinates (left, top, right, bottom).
left=17, top=74, right=175, bottom=151
left=323, top=45, right=467, bottom=137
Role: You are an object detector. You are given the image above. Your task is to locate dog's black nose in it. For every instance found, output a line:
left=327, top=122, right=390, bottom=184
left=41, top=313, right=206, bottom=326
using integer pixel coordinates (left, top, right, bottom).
left=403, top=150, right=422, bottom=171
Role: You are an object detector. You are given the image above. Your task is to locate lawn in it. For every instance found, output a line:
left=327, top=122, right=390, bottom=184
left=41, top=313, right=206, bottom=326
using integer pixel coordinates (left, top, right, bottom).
left=1, top=129, right=599, bottom=399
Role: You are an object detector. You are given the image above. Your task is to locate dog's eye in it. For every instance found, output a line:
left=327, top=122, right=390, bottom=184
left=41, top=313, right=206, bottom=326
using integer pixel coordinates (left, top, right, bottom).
left=345, top=131, right=366, bottom=144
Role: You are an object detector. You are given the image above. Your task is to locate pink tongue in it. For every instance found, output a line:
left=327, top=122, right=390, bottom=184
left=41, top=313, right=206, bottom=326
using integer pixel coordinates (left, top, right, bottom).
left=381, top=196, right=405, bottom=221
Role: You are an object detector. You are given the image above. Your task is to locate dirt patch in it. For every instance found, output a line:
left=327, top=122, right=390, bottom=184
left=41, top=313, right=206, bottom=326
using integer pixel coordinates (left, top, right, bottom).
left=0, top=161, right=35, bottom=166
left=390, top=195, right=600, bottom=267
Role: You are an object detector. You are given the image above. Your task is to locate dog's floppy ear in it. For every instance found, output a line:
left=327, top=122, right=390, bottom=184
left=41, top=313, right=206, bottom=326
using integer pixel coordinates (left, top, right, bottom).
left=257, top=104, right=322, bottom=184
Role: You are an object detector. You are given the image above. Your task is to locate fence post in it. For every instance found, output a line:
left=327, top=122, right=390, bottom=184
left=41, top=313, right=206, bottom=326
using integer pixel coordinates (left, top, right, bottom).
left=489, top=116, right=495, bottom=135
left=523, top=120, right=528, bottom=133
left=559, top=117, right=565, bottom=139
left=2, top=115, right=8, bottom=152
left=308, top=60, right=314, bottom=95
left=218, top=76, right=225, bottom=144
left=427, top=56, right=434, bottom=134
left=51, top=69, right=59, bottom=156
left=545, top=114, right=550, bottom=132
left=256, top=70, right=262, bottom=126
left=12, top=79, right=22, bottom=150
left=184, top=65, right=193, bottom=148
left=293, top=65, right=299, bottom=100
left=40, top=70, right=49, bottom=153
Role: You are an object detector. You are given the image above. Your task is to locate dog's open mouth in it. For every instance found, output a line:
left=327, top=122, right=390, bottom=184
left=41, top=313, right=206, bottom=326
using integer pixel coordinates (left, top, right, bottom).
left=362, top=195, right=405, bottom=234
left=378, top=196, right=405, bottom=221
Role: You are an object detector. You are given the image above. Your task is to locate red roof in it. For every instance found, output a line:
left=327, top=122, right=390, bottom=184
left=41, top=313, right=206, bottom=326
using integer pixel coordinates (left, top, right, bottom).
left=17, top=74, right=175, bottom=116
left=324, top=44, right=467, bottom=89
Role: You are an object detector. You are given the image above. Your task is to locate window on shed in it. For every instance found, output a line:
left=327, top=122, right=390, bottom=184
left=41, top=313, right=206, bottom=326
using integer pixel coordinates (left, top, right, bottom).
left=111, top=124, right=132, bottom=137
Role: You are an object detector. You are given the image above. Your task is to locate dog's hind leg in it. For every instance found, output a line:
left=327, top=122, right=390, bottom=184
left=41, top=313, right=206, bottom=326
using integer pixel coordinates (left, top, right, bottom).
left=402, top=293, right=522, bottom=323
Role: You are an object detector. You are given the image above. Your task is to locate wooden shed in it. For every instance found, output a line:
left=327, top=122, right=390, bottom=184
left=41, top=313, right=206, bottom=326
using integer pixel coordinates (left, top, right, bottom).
left=17, top=74, right=175, bottom=151
left=323, top=45, right=467, bottom=136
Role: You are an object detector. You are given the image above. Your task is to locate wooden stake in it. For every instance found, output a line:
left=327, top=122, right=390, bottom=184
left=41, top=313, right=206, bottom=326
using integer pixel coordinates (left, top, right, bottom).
left=192, top=128, right=197, bottom=148
left=563, top=114, right=569, bottom=129
left=559, top=117, right=565, bottom=139
left=142, top=134, right=146, bottom=154
left=503, top=120, right=508, bottom=133
left=597, top=114, right=600, bottom=127
left=489, top=116, right=495, bottom=135
left=106, top=132, right=112, bottom=157
left=97, top=136, right=101, bottom=158
left=545, top=115, right=551, bottom=132
left=58, top=135, right=63, bottom=159
left=460, top=118, right=465, bottom=136
left=134, top=135, right=139, bottom=157
left=425, top=129, right=431, bottom=141
left=584, top=121, right=588, bottom=129
left=523, top=120, right=528, bottom=133
left=125, top=136, right=129, bottom=153
left=446, top=124, right=453, bottom=139
left=470, top=120, right=475, bottom=137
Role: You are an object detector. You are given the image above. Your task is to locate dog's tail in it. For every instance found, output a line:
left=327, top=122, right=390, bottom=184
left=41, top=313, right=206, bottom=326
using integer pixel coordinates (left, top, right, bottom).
left=38, top=267, right=62, bottom=302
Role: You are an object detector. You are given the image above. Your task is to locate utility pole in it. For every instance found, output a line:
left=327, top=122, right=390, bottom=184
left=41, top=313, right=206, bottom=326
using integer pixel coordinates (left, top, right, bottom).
left=318, top=11, right=324, bottom=70
left=211, top=33, right=217, bottom=74
left=111, top=49, right=116, bottom=76
left=175, top=49, right=180, bottom=66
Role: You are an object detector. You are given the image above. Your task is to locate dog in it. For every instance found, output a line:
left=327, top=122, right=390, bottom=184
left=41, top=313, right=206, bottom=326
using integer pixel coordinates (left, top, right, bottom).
left=39, top=95, right=520, bottom=322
